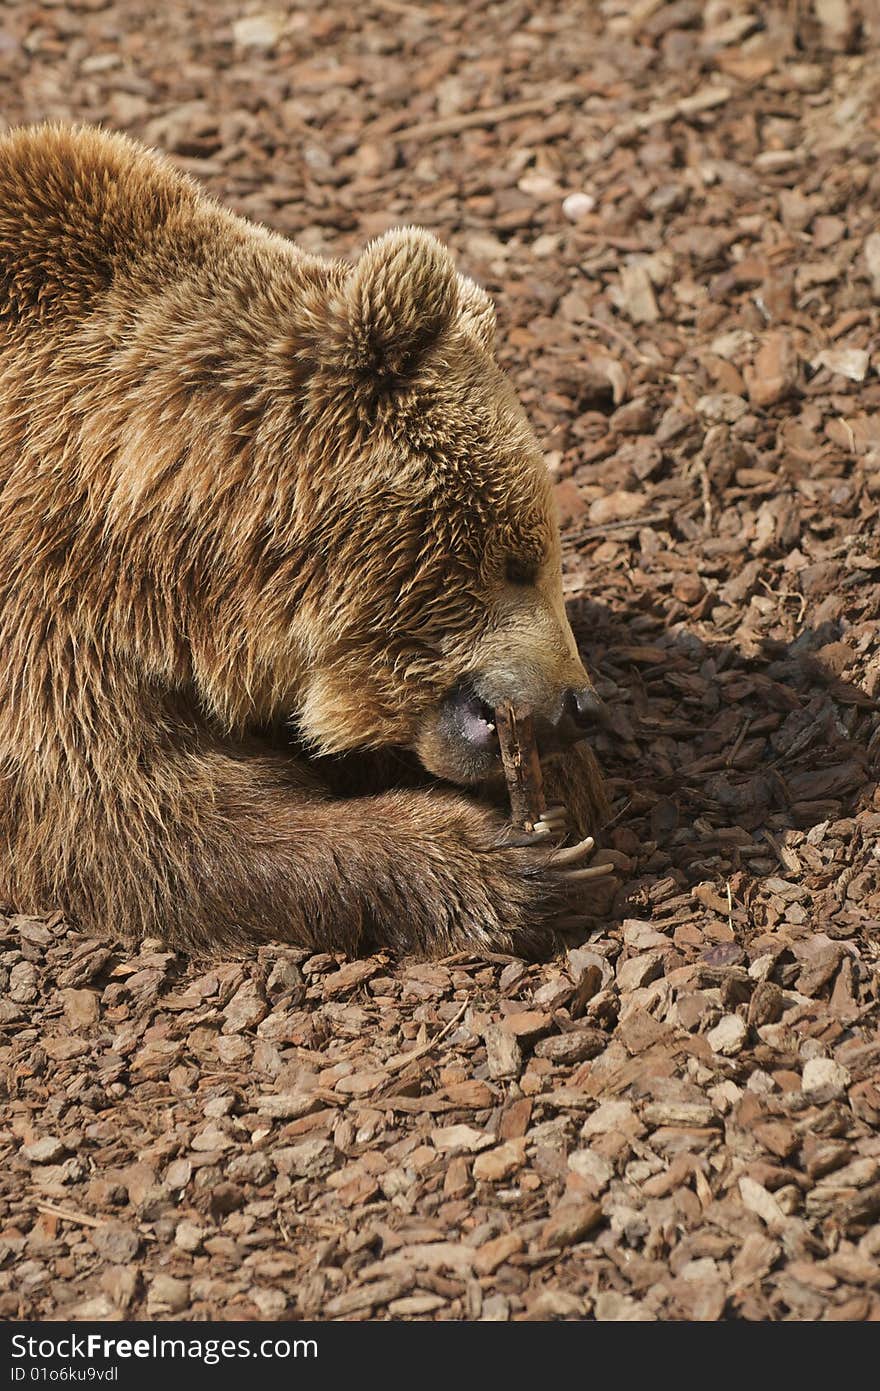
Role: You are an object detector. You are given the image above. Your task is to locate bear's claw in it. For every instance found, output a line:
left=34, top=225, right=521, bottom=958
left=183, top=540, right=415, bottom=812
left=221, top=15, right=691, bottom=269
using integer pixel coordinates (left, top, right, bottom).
left=558, top=861, right=615, bottom=883
left=533, top=801, right=567, bottom=837
left=500, top=816, right=614, bottom=886
left=506, top=800, right=566, bottom=847
left=548, top=835, right=595, bottom=867
left=550, top=835, right=614, bottom=883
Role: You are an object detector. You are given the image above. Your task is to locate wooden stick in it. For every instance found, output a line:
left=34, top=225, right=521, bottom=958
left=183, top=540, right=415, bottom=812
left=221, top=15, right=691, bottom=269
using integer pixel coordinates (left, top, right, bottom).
left=601, top=85, right=732, bottom=154
left=393, top=88, right=583, bottom=143
left=33, top=1200, right=104, bottom=1229
left=574, top=312, right=655, bottom=365
left=382, top=1000, right=469, bottom=1075
left=568, top=509, right=671, bottom=542
left=495, top=703, right=546, bottom=832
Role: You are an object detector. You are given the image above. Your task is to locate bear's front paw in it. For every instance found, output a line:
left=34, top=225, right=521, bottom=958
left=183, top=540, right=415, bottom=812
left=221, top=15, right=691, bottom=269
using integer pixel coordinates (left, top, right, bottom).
left=498, top=805, right=612, bottom=921
left=443, top=802, right=615, bottom=957
left=354, top=791, right=614, bottom=959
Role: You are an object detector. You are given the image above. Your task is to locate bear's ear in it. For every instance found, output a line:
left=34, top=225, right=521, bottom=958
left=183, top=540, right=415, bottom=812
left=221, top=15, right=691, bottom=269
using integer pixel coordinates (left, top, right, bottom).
left=326, top=227, right=459, bottom=378
left=457, top=274, right=497, bottom=354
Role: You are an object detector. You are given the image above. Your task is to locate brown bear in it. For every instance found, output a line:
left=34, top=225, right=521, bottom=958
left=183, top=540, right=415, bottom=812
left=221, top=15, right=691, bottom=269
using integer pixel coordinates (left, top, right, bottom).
left=0, top=123, right=608, bottom=958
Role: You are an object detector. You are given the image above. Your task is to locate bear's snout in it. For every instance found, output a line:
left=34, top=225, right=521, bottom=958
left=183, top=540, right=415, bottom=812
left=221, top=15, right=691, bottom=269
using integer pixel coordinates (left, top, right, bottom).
left=558, top=686, right=609, bottom=739
left=485, top=679, right=607, bottom=756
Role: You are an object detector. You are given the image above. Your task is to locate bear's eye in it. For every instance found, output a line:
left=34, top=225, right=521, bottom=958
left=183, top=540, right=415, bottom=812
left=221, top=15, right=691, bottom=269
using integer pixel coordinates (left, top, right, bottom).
left=505, top=557, right=538, bottom=586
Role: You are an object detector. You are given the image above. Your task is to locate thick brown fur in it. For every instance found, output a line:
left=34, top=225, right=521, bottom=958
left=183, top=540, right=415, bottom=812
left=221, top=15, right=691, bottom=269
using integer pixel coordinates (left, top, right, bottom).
left=0, top=123, right=607, bottom=958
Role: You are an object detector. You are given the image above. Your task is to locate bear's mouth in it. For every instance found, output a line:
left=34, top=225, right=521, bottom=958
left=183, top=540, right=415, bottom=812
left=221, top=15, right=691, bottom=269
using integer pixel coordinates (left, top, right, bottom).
left=418, top=673, right=603, bottom=789
left=440, top=680, right=500, bottom=755
left=456, top=693, right=499, bottom=750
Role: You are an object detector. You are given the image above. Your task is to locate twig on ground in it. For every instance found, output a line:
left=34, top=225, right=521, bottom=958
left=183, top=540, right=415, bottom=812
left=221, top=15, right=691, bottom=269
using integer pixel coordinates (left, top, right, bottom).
left=394, top=88, right=584, bottom=142
left=602, top=84, right=732, bottom=153
left=33, top=1201, right=104, bottom=1229
left=383, top=1000, right=469, bottom=1075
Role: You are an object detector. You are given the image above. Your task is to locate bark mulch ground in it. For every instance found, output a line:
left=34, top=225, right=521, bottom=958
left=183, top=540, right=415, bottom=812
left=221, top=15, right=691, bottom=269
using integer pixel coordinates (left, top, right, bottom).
left=1, top=0, right=879, bottom=1322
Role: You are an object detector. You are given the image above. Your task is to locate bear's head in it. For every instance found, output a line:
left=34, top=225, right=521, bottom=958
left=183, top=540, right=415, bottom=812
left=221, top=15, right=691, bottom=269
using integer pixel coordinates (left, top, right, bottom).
left=282, top=228, right=603, bottom=785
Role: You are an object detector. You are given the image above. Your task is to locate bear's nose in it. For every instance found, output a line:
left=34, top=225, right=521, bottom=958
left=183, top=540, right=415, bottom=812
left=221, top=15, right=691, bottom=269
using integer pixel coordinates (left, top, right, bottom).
left=562, top=687, right=607, bottom=729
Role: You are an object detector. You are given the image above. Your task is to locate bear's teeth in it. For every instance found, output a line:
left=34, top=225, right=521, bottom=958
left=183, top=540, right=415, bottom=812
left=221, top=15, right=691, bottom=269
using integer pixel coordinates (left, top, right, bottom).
left=485, top=722, right=495, bottom=734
